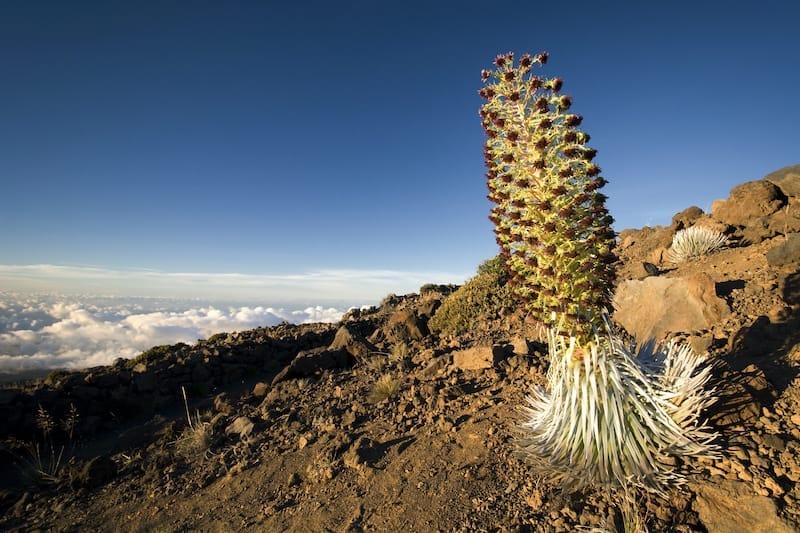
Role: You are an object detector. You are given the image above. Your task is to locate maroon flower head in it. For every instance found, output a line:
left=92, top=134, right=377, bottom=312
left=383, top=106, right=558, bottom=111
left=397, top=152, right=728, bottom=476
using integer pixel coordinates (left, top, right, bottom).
left=563, top=131, right=577, bottom=143
left=481, top=69, right=491, bottom=81
left=564, top=114, right=583, bottom=127
left=550, top=78, right=563, bottom=92
left=563, top=146, right=579, bottom=158
left=573, top=192, right=589, bottom=204
left=585, top=164, right=601, bottom=177
left=558, top=167, right=574, bottom=178
left=509, top=91, right=521, bottom=101
left=558, top=206, right=574, bottom=218
left=558, top=95, right=573, bottom=111
left=478, top=87, right=495, bottom=99
left=504, top=71, right=515, bottom=81
left=520, top=54, right=533, bottom=68
left=502, top=153, right=514, bottom=163
left=507, top=131, right=519, bottom=142
left=537, top=51, right=549, bottom=65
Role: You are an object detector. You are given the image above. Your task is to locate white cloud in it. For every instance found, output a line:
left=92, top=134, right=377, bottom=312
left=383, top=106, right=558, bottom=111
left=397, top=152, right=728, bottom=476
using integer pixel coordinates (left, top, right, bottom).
left=0, top=293, right=348, bottom=376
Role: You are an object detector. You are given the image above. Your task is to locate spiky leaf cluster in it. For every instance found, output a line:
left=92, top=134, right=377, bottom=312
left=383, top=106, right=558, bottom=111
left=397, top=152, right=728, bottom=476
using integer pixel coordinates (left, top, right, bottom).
left=518, top=318, right=718, bottom=495
left=667, top=225, right=728, bottom=263
left=480, top=52, right=616, bottom=344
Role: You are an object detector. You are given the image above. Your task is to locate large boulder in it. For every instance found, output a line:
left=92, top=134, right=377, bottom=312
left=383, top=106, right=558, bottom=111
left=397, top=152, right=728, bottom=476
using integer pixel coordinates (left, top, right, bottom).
left=691, top=479, right=794, bottom=533
left=451, top=344, right=511, bottom=371
left=613, top=272, right=730, bottom=341
left=271, top=347, right=350, bottom=385
left=765, top=163, right=800, bottom=198
left=711, top=180, right=785, bottom=227
left=328, top=325, right=377, bottom=360
left=766, top=233, right=800, bottom=268
left=671, top=205, right=704, bottom=230
left=385, top=308, right=429, bottom=342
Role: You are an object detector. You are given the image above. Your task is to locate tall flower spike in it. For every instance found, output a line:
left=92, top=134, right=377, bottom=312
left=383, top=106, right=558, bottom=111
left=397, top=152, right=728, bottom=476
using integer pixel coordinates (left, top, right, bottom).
left=479, top=51, right=718, bottom=506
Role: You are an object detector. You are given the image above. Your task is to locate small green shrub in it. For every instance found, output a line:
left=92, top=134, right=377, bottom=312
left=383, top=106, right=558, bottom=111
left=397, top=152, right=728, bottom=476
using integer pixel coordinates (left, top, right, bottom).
left=428, top=256, right=518, bottom=336
left=476, top=255, right=506, bottom=277
left=43, top=369, right=70, bottom=386
left=206, top=332, right=228, bottom=343
left=126, top=342, right=188, bottom=368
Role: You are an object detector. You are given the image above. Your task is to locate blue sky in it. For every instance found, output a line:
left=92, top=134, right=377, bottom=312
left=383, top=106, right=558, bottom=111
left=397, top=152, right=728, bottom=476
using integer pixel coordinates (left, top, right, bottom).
left=2, top=0, right=799, bottom=305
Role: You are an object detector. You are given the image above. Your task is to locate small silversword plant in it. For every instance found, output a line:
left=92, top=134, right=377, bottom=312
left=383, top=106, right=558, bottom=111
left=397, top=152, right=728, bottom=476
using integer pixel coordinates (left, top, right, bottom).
left=667, top=225, right=728, bottom=263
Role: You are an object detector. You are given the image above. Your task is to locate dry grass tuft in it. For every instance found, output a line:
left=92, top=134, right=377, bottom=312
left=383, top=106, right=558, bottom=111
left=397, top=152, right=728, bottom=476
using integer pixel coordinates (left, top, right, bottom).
left=369, top=373, right=400, bottom=403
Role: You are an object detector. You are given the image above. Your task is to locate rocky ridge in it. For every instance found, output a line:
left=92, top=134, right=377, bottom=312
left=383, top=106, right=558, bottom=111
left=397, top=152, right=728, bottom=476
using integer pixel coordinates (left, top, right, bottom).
left=1, top=164, right=800, bottom=532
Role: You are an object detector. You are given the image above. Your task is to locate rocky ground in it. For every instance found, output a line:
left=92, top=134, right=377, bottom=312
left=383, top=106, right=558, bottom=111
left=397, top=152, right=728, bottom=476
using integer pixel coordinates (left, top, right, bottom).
left=1, top=164, right=800, bottom=532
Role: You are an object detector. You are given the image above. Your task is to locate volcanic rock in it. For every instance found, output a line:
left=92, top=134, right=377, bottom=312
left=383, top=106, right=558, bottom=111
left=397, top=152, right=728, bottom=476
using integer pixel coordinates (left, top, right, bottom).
left=329, top=325, right=377, bottom=360
left=671, top=205, right=704, bottom=229
left=271, top=347, right=349, bottom=385
left=765, top=163, right=800, bottom=198
left=711, top=180, right=785, bottom=227
left=386, top=308, right=429, bottom=342
left=766, top=233, right=800, bottom=267
left=451, top=344, right=510, bottom=370
left=692, top=479, right=794, bottom=533
left=613, top=272, right=730, bottom=341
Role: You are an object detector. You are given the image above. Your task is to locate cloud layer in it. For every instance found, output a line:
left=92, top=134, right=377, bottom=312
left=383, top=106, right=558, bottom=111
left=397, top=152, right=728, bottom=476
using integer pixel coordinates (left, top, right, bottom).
left=0, top=293, right=345, bottom=376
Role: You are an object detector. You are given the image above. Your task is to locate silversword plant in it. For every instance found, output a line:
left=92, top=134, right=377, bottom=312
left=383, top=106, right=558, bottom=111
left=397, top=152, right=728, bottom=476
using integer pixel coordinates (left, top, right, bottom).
left=667, top=225, right=728, bottom=263
left=479, top=52, right=718, bottom=502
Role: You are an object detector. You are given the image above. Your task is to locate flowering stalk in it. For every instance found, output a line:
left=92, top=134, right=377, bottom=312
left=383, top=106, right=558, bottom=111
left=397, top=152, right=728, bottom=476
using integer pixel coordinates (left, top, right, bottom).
left=480, top=51, right=615, bottom=347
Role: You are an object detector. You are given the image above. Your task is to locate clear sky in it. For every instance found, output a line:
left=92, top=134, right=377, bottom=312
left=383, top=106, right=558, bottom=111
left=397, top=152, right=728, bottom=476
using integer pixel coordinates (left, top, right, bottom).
left=2, top=0, right=798, bottom=304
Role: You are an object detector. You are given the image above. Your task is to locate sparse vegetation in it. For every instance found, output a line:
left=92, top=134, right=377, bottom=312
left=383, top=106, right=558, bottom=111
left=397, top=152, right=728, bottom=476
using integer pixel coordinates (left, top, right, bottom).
left=175, top=387, right=213, bottom=459
left=43, top=369, right=70, bottom=386
left=126, top=342, right=188, bottom=368
left=369, top=373, right=400, bottom=403
left=13, top=404, right=79, bottom=486
left=667, top=225, right=728, bottom=263
left=428, top=255, right=517, bottom=336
